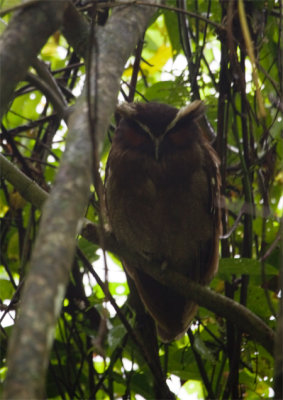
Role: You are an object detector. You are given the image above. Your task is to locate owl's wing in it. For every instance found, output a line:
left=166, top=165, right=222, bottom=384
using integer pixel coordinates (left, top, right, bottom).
left=199, top=141, right=222, bottom=284
left=124, top=260, right=198, bottom=342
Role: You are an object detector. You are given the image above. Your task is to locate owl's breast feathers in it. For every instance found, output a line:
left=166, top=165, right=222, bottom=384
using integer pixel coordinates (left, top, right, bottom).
left=105, top=101, right=221, bottom=341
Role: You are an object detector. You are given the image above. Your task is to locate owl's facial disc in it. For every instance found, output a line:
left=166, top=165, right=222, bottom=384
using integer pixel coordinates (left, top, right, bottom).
left=116, top=101, right=205, bottom=162
left=134, top=119, right=167, bottom=161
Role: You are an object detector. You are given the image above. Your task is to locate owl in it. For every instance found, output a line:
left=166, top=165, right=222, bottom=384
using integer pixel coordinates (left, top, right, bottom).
left=105, top=100, right=221, bottom=342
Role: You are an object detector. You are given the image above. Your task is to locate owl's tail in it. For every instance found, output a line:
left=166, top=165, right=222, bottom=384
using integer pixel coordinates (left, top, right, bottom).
left=156, top=301, right=198, bottom=343
left=125, top=264, right=198, bottom=342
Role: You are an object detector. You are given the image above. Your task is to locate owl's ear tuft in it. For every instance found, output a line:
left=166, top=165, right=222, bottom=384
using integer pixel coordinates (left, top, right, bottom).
left=115, top=103, right=138, bottom=124
left=178, top=100, right=205, bottom=122
left=166, top=100, right=205, bottom=132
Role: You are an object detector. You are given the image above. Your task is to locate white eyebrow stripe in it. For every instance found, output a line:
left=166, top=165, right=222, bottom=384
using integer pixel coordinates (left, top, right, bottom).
left=133, top=120, right=166, bottom=161
left=134, top=120, right=152, bottom=137
left=164, top=100, right=204, bottom=134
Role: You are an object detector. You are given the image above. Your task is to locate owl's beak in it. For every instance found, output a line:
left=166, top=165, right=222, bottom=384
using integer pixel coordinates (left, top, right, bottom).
left=154, top=132, right=167, bottom=161
left=154, top=141, right=160, bottom=161
left=154, top=137, right=163, bottom=161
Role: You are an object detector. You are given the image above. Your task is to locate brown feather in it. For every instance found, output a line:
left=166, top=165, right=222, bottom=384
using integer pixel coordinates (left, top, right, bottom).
left=106, top=101, right=221, bottom=342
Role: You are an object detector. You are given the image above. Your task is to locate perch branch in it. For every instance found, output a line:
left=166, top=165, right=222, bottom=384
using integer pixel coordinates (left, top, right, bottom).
left=1, top=153, right=275, bottom=357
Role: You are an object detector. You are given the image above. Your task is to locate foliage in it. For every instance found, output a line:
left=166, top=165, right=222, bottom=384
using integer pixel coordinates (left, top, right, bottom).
left=0, top=1, right=282, bottom=399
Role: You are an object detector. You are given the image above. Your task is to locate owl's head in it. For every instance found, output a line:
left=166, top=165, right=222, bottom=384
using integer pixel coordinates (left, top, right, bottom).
left=113, top=100, right=205, bottom=160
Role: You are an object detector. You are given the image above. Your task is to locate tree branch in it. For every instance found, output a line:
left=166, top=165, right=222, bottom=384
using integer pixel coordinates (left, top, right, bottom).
left=0, top=153, right=47, bottom=209
left=0, top=0, right=69, bottom=119
left=82, top=222, right=275, bottom=356
left=1, top=153, right=275, bottom=358
left=2, top=2, right=160, bottom=399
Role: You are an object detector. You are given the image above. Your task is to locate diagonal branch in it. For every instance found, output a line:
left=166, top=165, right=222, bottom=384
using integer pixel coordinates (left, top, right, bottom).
left=2, top=1, right=161, bottom=399
left=1, top=152, right=275, bottom=357
left=0, top=0, right=69, bottom=119
left=82, top=222, right=275, bottom=356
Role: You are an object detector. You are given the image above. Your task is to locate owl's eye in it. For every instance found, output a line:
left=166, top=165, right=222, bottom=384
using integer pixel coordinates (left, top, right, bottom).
left=117, top=119, right=149, bottom=148
left=167, top=126, right=192, bottom=147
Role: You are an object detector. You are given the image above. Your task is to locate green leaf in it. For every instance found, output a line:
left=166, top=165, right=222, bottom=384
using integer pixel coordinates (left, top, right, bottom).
left=246, top=285, right=278, bottom=321
left=108, top=324, right=127, bottom=353
left=181, top=380, right=205, bottom=399
left=129, top=372, right=154, bottom=399
left=164, top=10, right=182, bottom=57
left=0, top=279, right=14, bottom=299
left=78, top=237, right=99, bottom=262
left=144, top=80, right=189, bottom=105
left=193, top=333, right=216, bottom=363
left=218, top=258, right=278, bottom=283
left=109, top=282, right=129, bottom=297
left=7, top=232, right=19, bottom=263
left=163, top=345, right=200, bottom=381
